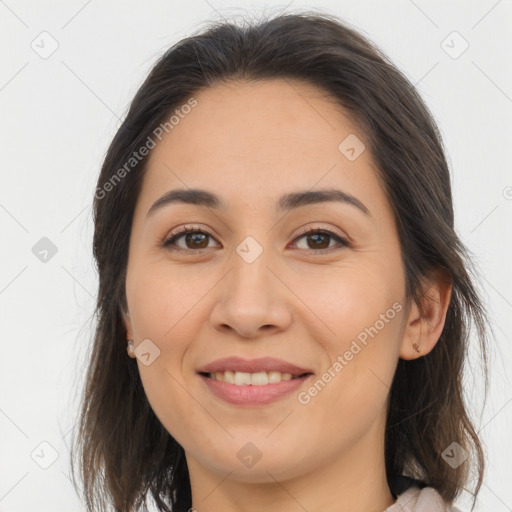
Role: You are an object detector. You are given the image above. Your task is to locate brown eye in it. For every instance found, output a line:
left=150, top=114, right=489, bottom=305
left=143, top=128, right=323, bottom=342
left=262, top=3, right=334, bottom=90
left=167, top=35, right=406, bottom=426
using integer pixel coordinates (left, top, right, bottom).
left=302, top=232, right=330, bottom=250
left=292, top=227, right=350, bottom=254
left=163, top=227, right=217, bottom=252
left=162, top=225, right=350, bottom=254
left=182, top=232, right=209, bottom=249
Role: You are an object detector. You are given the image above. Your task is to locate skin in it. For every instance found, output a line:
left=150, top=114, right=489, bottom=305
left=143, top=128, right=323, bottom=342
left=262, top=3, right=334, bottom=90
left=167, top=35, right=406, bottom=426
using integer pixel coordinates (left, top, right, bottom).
left=123, top=78, right=452, bottom=512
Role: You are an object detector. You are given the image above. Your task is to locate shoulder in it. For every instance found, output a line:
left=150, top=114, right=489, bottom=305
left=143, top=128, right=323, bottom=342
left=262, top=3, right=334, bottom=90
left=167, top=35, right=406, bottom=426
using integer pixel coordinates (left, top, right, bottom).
left=385, top=483, right=464, bottom=512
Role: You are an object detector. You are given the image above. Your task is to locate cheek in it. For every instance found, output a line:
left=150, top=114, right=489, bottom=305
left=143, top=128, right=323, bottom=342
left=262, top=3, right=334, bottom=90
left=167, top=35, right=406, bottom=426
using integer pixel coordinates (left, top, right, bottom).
left=137, top=369, right=204, bottom=458
left=126, top=261, right=207, bottom=427
left=295, top=265, right=403, bottom=404
left=291, top=263, right=400, bottom=345
left=126, top=259, right=202, bottom=340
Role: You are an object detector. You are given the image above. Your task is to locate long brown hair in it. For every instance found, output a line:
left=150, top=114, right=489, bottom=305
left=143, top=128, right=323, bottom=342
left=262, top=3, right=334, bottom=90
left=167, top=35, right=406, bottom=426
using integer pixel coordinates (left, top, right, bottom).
left=70, top=11, right=491, bottom=512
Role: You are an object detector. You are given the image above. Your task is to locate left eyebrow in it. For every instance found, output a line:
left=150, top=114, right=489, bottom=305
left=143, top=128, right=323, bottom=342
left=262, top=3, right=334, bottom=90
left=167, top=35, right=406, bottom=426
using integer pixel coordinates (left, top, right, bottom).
left=145, top=187, right=371, bottom=219
left=276, top=189, right=371, bottom=217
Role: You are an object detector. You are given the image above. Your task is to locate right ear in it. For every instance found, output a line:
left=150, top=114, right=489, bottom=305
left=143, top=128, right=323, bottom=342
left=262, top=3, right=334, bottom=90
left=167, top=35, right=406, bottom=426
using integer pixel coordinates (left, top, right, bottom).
left=121, top=307, right=136, bottom=358
left=122, top=310, right=133, bottom=340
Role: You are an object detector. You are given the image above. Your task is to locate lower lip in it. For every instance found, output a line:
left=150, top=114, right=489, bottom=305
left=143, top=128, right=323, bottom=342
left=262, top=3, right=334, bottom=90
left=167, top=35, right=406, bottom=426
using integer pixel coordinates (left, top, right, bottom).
left=199, top=373, right=312, bottom=405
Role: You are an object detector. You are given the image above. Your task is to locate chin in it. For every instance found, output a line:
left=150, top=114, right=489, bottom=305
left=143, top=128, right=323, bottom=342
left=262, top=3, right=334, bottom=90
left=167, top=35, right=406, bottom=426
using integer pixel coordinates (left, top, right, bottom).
left=190, top=444, right=312, bottom=483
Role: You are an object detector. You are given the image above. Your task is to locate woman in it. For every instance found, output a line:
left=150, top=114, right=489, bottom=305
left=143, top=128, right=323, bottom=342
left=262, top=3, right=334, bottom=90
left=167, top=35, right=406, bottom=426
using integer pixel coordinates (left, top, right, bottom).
left=71, top=11, right=490, bottom=512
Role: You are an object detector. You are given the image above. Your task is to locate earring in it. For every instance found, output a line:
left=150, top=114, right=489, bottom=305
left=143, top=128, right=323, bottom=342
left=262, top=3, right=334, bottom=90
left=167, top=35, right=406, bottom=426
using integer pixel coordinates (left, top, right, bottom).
left=127, top=339, right=134, bottom=355
left=412, top=342, right=421, bottom=353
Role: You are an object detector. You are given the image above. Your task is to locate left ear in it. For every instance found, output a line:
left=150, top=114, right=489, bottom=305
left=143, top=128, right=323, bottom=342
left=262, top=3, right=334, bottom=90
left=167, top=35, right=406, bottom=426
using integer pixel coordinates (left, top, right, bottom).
left=400, top=267, right=453, bottom=360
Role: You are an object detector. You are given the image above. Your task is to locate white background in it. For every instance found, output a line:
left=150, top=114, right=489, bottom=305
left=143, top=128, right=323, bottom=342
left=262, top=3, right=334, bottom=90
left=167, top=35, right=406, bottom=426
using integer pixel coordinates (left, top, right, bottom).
left=0, top=1, right=511, bottom=511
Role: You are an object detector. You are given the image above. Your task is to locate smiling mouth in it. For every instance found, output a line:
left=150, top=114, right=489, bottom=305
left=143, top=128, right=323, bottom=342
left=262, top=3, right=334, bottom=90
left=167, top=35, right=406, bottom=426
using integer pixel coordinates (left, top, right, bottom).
left=199, top=370, right=313, bottom=385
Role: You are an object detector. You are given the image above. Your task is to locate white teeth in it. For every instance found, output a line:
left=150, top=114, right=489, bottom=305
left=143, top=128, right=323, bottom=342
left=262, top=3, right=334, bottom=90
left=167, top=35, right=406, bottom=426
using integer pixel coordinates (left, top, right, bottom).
left=250, top=372, right=269, bottom=385
left=234, top=372, right=252, bottom=385
left=209, top=370, right=296, bottom=385
left=269, top=371, right=286, bottom=383
left=223, top=370, right=235, bottom=384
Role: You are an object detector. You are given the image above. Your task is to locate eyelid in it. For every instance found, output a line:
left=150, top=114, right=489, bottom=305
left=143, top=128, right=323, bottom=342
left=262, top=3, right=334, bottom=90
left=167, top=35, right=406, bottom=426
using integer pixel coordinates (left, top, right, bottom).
left=162, top=223, right=351, bottom=253
left=293, top=224, right=349, bottom=243
left=289, top=225, right=351, bottom=253
left=162, top=224, right=218, bottom=249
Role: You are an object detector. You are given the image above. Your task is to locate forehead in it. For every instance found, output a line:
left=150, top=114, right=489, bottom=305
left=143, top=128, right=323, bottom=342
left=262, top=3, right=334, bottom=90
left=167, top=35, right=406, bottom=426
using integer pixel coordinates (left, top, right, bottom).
left=139, top=78, right=386, bottom=218
left=151, top=78, right=358, bottom=166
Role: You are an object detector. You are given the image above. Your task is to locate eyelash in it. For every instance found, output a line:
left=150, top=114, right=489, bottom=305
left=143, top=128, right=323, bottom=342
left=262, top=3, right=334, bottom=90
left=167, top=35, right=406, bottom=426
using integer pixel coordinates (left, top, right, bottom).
left=161, top=225, right=351, bottom=255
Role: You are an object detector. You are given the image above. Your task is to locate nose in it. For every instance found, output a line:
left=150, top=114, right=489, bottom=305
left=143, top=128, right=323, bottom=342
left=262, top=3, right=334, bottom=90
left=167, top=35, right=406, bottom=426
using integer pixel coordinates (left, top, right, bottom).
left=209, top=248, right=293, bottom=339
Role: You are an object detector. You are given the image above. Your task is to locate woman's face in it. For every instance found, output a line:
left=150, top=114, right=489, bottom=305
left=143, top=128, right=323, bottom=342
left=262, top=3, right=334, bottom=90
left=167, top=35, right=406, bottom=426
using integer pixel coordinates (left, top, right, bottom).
left=123, top=78, right=413, bottom=484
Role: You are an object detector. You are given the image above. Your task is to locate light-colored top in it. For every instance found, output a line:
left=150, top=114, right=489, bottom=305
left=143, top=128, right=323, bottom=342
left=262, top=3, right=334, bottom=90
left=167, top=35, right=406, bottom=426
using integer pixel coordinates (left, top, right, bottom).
left=384, top=485, right=463, bottom=512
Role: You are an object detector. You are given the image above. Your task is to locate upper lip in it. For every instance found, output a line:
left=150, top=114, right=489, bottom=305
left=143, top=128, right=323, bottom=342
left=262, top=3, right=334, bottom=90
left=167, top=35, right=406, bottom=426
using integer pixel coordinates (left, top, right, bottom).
left=196, top=356, right=313, bottom=377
